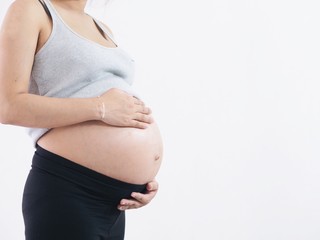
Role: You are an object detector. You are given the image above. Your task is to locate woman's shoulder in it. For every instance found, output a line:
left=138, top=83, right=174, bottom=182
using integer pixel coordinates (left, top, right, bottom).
left=0, top=0, right=50, bottom=55
left=9, top=0, right=45, bottom=12
left=5, top=0, right=49, bottom=28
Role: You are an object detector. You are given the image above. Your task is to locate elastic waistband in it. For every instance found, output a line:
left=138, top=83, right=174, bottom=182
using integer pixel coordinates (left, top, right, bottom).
left=32, top=145, right=147, bottom=200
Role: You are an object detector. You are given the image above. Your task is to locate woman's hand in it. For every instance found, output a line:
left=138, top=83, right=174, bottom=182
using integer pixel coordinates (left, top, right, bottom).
left=117, top=180, right=159, bottom=211
left=99, top=88, right=154, bottom=129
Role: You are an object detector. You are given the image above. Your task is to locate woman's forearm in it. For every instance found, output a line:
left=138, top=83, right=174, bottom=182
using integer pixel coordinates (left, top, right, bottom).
left=0, top=93, right=100, bottom=128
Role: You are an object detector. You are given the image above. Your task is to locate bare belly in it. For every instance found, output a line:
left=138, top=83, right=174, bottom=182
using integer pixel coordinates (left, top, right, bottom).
left=37, top=121, right=163, bottom=184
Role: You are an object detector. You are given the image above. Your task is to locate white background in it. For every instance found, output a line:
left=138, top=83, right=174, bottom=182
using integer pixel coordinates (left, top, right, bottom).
left=1, top=0, right=320, bottom=239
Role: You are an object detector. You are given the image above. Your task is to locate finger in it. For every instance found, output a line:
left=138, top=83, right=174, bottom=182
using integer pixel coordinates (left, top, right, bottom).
left=121, top=199, right=142, bottom=207
left=131, top=120, right=148, bottom=129
left=138, top=106, right=152, bottom=115
left=134, top=113, right=153, bottom=124
left=146, top=180, right=159, bottom=191
left=131, top=191, right=156, bottom=205
left=117, top=199, right=142, bottom=211
left=134, top=99, right=145, bottom=106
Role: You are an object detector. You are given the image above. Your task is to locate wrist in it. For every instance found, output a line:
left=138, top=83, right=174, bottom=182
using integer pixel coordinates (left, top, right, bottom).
left=96, top=96, right=106, bottom=121
left=88, top=97, right=102, bottom=121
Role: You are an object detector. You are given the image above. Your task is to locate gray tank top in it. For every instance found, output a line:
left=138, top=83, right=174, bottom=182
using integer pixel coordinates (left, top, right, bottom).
left=27, top=0, right=138, bottom=146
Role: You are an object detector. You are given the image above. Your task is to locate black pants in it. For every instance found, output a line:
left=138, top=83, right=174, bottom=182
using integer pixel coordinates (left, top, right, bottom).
left=22, top=145, right=147, bottom=240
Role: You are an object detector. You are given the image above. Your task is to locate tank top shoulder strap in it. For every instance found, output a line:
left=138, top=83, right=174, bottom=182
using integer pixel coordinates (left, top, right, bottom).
left=91, top=18, right=118, bottom=46
left=38, top=0, right=51, bottom=19
left=37, top=0, right=119, bottom=48
left=41, top=0, right=63, bottom=23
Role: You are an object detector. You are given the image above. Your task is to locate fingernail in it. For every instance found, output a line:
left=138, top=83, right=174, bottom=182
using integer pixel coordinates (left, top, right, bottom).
left=131, top=192, right=137, bottom=197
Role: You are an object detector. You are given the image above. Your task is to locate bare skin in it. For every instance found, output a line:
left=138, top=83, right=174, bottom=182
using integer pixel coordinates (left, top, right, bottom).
left=0, top=0, right=160, bottom=210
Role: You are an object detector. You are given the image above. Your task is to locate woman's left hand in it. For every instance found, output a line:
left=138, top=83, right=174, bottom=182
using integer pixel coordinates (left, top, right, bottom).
left=117, top=180, right=159, bottom=211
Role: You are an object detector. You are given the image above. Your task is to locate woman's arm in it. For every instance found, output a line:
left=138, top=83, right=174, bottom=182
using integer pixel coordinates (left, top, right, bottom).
left=0, top=0, right=152, bottom=129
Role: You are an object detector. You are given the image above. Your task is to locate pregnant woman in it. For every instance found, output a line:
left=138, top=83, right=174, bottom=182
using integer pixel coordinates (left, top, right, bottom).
left=0, top=0, right=163, bottom=239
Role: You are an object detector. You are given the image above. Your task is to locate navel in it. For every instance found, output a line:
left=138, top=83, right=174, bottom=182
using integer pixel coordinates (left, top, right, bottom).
left=154, top=154, right=161, bottom=161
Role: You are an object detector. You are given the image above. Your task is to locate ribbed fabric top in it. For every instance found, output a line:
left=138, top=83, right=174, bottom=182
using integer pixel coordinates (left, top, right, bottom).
left=27, top=0, right=138, bottom=146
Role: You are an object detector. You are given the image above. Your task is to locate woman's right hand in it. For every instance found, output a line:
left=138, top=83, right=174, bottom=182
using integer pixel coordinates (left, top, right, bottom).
left=99, top=88, right=154, bottom=129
